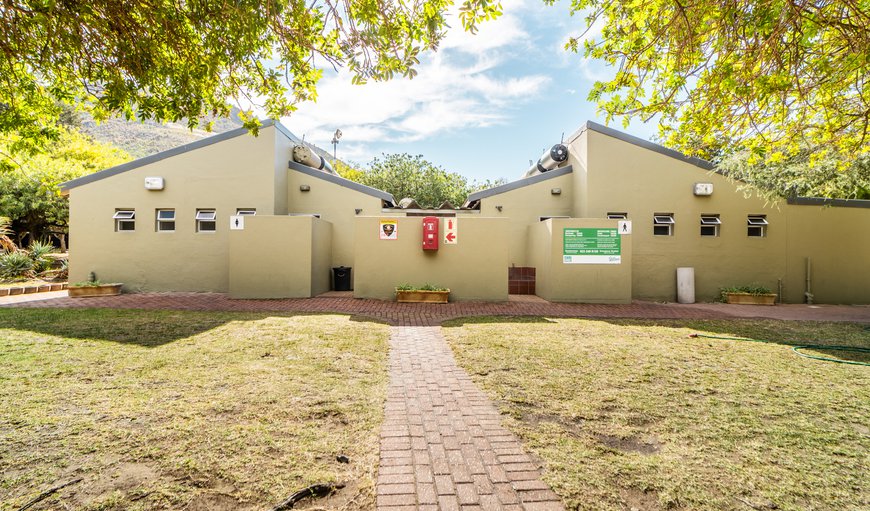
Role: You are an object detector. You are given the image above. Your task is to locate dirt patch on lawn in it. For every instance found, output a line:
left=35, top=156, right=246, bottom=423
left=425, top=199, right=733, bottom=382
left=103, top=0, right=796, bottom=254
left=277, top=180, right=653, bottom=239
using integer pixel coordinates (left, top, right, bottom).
left=186, top=491, right=245, bottom=511
left=621, top=487, right=662, bottom=510
left=71, top=461, right=159, bottom=506
left=594, top=433, right=660, bottom=455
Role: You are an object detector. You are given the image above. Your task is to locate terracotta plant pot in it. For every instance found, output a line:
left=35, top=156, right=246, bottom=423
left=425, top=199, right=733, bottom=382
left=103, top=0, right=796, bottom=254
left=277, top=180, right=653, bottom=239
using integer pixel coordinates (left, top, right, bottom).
left=724, top=292, right=777, bottom=305
left=68, top=283, right=123, bottom=297
left=396, top=289, right=450, bottom=304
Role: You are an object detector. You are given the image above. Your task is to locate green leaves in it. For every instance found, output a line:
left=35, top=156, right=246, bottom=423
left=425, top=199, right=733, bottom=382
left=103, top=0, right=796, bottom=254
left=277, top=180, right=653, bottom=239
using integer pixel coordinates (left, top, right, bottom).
left=567, top=0, right=870, bottom=179
left=0, top=129, right=130, bottom=243
left=340, top=153, right=501, bottom=208
left=717, top=148, right=870, bottom=201
left=0, top=0, right=500, bottom=146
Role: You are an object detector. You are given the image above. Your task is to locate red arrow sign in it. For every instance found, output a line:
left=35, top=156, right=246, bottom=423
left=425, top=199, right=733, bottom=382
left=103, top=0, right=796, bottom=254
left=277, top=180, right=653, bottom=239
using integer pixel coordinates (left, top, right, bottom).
left=445, top=232, right=456, bottom=243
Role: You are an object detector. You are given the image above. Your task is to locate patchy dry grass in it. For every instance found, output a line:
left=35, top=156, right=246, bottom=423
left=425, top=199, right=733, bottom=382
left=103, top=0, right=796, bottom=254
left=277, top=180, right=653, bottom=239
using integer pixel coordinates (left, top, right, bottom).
left=0, top=309, right=390, bottom=511
left=443, top=318, right=870, bottom=511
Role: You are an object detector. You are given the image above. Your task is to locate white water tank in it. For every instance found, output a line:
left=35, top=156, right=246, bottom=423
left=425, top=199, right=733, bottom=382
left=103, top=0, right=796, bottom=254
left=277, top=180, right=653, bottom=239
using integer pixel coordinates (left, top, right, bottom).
left=677, top=267, right=695, bottom=304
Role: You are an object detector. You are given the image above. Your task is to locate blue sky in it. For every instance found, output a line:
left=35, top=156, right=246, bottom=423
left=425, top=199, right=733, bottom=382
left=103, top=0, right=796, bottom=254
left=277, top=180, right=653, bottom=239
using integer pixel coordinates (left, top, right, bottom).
left=282, top=0, right=659, bottom=183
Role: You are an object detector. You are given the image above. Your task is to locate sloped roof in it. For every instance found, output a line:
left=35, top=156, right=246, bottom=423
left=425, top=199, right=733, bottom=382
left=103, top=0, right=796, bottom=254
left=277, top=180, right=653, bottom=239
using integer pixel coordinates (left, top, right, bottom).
left=579, top=120, right=715, bottom=170
left=60, top=119, right=297, bottom=193
left=288, top=160, right=396, bottom=202
left=466, top=165, right=573, bottom=203
left=787, top=197, right=870, bottom=208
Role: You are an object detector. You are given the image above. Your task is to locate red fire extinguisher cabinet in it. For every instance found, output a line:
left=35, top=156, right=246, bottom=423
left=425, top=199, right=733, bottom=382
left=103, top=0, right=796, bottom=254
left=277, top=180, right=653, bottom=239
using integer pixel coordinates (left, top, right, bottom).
left=422, top=216, right=439, bottom=251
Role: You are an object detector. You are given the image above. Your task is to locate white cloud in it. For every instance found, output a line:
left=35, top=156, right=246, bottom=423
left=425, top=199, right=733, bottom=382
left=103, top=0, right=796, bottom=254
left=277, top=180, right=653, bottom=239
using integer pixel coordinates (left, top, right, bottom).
left=283, top=1, right=551, bottom=162
left=440, top=0, right=530, bottom=55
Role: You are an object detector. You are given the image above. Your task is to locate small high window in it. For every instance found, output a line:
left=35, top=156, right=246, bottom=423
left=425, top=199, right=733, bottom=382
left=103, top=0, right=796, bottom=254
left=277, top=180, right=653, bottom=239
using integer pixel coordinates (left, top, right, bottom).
left=700, top=215, right=721, bottom=237
left=156, top=209, right=175, bottom=232
left=196, top=209, right=217, bottom=232
left=236, top=209, right=257, bottom=216
left=607, top=212, right=628, bottom=219
left=653, top=213, right=674, bottom=236
left=747, top=215, right=768, bottom=237
left=113, top=210, right=135, bottom=232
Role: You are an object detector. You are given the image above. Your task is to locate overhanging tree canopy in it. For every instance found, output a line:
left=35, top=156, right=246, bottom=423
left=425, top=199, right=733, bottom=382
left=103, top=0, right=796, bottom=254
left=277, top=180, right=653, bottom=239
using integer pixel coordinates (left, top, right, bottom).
left=567, top=0, right=870, bottom=163
left=0, top=0, right=501, bottom=150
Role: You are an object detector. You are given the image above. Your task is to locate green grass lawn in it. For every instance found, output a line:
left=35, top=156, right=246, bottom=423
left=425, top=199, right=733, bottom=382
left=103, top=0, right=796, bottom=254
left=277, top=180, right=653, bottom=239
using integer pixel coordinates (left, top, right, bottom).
left=443, top=318, right=870, bottom=511
left=0, top=309, right=390, bottom=511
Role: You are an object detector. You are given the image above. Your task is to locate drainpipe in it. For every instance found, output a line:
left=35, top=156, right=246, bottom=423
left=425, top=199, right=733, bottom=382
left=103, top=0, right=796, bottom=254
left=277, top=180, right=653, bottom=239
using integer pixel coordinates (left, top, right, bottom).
left=805, top=257, right=814, bottom=304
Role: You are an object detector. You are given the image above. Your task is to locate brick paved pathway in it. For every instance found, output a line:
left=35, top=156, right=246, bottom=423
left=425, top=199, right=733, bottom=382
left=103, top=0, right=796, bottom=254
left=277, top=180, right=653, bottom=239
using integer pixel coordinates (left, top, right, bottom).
left=5, top=291, right=868, bottom=324
left=377, top=326, right=563, bottom=511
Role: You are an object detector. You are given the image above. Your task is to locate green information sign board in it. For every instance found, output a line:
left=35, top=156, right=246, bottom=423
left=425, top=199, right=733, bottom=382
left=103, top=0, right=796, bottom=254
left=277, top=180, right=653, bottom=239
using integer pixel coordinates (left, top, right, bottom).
left=563, top=228, right=621, bottom=264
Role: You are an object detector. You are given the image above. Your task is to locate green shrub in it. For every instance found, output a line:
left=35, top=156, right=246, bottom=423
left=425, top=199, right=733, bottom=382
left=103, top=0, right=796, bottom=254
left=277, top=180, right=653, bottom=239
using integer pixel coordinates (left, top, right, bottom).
left=395, top=283, right=449, bottom=292
left=0, top=251, right=34, bottom=280
left=419, top=283, right=448, bottom=291
left=71, top=280, right=103, bottom=287
left=720, top=285, right=773, bottom=302
left=27, top=240, right=56, bottom=273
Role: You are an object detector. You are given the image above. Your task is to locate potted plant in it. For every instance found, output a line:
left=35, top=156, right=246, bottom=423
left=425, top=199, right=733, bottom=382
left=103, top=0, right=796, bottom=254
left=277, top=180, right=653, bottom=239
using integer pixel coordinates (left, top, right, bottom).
left=68, top=273, right=123, bottom=297
left=395, top=283, right=450, bottom=304
left=720, top=285, right=777, bottom=305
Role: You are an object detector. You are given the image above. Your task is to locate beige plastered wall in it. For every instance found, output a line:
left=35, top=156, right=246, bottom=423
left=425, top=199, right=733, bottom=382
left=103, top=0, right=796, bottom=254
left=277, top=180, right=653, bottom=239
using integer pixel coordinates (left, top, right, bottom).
left=781, top=205, right=870, bottom=304
left=68, top=126, right=282, bottom=291
left=565, top=131, right=589, bottom=217
left=572, top=128, right=870, bottom=303
left=228, top=215, right=332, bottom=298
left=477, top=172, right=573, bottom=266
left=529, top=218, right=632, bottom=303
left=273, top=130, right=295, bottom=215
left=353, top=216, right=509, bottom=301
left=286, top=170, right=384, bottom=279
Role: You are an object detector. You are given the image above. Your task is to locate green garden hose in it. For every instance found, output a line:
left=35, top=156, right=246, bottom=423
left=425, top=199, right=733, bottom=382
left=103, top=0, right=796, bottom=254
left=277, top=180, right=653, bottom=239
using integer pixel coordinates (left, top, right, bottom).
left=689, top=333, right=870, bottom=367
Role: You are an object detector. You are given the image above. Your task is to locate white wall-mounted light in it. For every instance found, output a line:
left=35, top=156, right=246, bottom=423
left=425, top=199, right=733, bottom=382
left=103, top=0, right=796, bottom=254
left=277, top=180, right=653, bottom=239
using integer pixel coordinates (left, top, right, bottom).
left=693, top=182, right=713, bottom=196
left=551, top=188, right=562, bottom=195
left=300, top=184, right=311, bottom=192
left=144, top=177, right=164, bottom=190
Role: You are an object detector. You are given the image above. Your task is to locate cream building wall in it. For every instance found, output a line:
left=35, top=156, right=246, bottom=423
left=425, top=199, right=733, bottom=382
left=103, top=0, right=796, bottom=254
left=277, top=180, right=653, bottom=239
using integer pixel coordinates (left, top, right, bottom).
left=228, top=216, right=332, bottom=298
left=566, top=124, right=869, bottom=303
left=353, top=216, right=509, bottom=301
left=782, top=204, right=870, bottom=304
left=529, top=218, right=632, bottom=303
left=62, top=118, right=868, bottom=304
left=66, top=125, right=287, bottom=292
left=286, top=162, right=389, bottom=278
left=471, top=170, right=573, bottom=267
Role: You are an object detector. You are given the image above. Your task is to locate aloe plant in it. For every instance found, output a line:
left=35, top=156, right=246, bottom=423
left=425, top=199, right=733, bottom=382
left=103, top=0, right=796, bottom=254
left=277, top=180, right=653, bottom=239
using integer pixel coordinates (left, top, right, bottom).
left=27, top=240, right=56, bottom=273
left=0, top=216, right=15, bottom=253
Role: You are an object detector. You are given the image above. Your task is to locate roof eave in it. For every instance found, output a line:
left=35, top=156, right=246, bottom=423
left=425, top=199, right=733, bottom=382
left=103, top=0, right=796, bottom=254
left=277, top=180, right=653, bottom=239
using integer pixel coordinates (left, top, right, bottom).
left=583, top=120, right=715, bottom=171
left=466, top=165, right=573, bottom=202
left=288, top=160, right=396, bottom=202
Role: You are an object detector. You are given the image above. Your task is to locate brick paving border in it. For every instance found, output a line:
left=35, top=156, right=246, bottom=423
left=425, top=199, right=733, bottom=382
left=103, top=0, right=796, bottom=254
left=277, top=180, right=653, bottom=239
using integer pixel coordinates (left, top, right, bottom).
left=4, top=292, right=868, bottom=324
left=377, top=326, right=564, bottom=511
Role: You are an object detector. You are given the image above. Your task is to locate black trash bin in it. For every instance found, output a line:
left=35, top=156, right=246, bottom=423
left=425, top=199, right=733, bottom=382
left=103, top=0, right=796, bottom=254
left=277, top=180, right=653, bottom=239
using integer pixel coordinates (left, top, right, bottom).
left=332, top=266, right=352, bottom=291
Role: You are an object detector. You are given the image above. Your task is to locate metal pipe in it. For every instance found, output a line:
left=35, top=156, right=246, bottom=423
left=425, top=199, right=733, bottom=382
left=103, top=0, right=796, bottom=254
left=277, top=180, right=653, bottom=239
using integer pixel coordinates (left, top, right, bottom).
left=805, top=257, right=814, bottom=304
left=777, top=278, right=783, bottom=304
left=523, top=144, right=569, bottom=178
